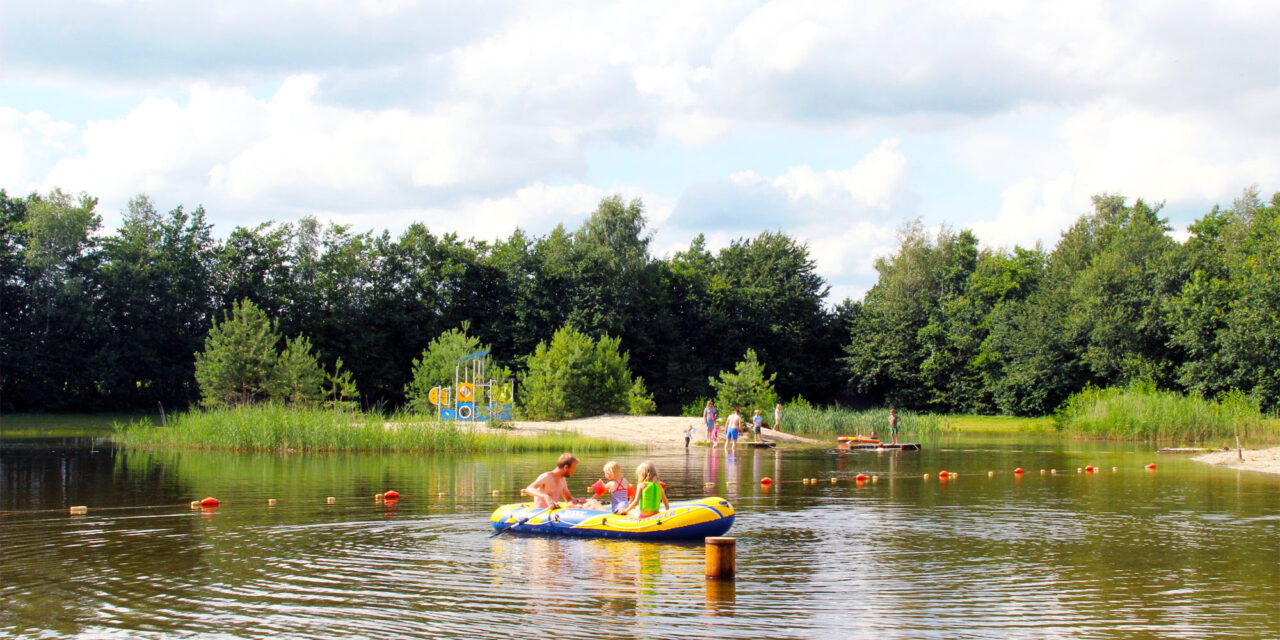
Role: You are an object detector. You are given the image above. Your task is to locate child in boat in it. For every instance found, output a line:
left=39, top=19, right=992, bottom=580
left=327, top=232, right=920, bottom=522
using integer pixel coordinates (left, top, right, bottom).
left=582, top=461, right=631, bottom=512
left=621, top=461, right=669, bottom=519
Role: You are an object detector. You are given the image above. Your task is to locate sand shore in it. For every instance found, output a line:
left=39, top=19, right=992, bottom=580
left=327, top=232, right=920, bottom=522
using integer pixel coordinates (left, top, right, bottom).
left=506, top=414, right=820, bottom=448
left=1193, top=446, right=1280, bottom=476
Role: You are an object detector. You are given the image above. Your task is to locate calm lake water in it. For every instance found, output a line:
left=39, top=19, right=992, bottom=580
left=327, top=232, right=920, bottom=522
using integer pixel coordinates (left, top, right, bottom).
left=2, top=420, right=1278, bottom=639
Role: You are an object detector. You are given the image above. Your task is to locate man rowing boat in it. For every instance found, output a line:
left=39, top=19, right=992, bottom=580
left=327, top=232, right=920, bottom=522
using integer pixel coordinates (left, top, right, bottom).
left=523, top=453, right=580, bottom=509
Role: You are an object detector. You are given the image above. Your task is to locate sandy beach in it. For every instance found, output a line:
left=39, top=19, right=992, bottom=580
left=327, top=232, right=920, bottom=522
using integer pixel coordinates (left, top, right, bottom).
left=1192, top=446, right=1280, bottom=476
left=506, top=414, right=820, bottom=448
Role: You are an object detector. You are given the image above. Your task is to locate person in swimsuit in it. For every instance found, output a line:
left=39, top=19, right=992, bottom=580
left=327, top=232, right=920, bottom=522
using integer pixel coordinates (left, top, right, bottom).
left=724, top=407, right=742, bottom=454
left=621, top=461, right=669, bottom=519
left=703, top=400, right=718, bottom=447
left=889, top=408, right=900, bottom=446
left=752, top=409, right=763, bottom=443
left=774, top=403, right=783, bottom=432
left=582, top=460, right=631, bottom=512
left=522, top=453, right=579, bottom=509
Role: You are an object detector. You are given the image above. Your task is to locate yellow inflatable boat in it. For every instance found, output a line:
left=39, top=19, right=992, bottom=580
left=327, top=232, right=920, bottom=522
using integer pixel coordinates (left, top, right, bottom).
left=490, top=497, right=734, bottom=540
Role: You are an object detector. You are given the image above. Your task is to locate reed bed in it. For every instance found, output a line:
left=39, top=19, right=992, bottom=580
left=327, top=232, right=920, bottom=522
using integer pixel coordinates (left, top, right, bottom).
left=114, top=404, right=632, bottom=453
left=783, top=406, right=948, bottom=437
left=1054, top=383, right=1279, bottom=442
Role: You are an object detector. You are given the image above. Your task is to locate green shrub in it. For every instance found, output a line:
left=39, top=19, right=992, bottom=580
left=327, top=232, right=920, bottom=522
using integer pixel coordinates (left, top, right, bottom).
left=1054, top=381, right=1277, bottom=441
left=520, top=325, right=647, bottom=420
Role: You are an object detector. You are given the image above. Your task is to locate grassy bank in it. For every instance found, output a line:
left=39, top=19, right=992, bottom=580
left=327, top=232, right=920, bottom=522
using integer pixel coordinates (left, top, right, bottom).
left=784, top=406, right=948, bottom=438
left=115, top=404, right=633, bottom=453
left=1054, top=383, right=1280, bottom=442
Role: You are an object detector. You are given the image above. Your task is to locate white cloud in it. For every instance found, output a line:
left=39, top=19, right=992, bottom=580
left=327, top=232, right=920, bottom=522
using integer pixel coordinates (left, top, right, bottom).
left=0, top=108, right=78, bottom=194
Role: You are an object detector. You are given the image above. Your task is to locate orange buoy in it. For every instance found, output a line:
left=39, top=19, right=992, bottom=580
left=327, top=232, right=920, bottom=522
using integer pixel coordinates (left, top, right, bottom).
left=1146, top=463, right=1157, bottom=470
left=1085, top=465, right=1094, bottom=472
left=855, top=473, right=868, bottom=481
left=200, top=497, right=219, bottom=507
left=939, top=470, right=949, bottom=478
left=1014, top=468, right=1024, bottom=475
left=384, top=490, right=401, bottom=500
left=761, top=477, right=773, bottom=486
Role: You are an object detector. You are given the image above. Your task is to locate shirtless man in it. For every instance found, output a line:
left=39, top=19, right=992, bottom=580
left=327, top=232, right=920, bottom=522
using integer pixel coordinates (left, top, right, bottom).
left=522, top=453, right=580, bottom=509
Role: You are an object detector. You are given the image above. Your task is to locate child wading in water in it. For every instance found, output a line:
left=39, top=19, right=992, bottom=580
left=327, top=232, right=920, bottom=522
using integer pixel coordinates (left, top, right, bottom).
left=622, top=461, right=669, bottom=519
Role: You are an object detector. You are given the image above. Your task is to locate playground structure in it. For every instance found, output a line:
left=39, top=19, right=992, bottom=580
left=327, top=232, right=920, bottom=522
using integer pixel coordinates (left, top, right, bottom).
left=428, top=350, right=515, bottom=422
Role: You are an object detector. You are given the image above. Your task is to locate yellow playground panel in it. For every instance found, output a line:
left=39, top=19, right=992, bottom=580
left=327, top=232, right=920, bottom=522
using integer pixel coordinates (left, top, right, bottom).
left=429, top=350, right=515, bottom=422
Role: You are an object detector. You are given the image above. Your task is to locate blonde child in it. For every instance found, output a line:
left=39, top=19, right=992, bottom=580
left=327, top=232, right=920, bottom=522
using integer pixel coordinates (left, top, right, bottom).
left=621, top=461, right=669, bottom=519
left=582, top=461, right=631, bottom=512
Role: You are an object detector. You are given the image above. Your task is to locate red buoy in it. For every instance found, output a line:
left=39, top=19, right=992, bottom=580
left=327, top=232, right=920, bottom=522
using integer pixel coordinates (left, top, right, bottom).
left=1145, top=463, right=1156, bottom=471
left=761, top=477, right=773, bottom=485
left=1014, top=468, right=1024, bottom=475
left=200, top=497, right=219, bottom=507
left=383, top=490, right=400, bottom=500
left=938, top=470, right=949, bottom=478
left=1085, top=465, right=1094, bottom=473
left=855, top=473, right=868, bottom=481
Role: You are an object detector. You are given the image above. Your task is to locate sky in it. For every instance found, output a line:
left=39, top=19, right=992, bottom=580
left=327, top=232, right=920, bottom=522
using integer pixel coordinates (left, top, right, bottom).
left=2, top=1, right=1278, bottom=303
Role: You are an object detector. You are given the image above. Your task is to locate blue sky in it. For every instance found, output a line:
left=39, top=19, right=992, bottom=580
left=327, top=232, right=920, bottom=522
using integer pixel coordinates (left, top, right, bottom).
left=3, top=1, right=1277, bottom=303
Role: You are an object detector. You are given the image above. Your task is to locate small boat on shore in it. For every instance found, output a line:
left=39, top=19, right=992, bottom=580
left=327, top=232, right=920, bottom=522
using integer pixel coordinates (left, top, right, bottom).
left=490, top=497, right=734, bottom=540
left=837, top=442, right=922, bottom=451
left=837, top=436, right=881, bottom=444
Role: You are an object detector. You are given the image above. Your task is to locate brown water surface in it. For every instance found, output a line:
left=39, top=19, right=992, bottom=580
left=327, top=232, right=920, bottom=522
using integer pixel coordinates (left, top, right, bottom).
left=2, top=422, right=1278, bottom=639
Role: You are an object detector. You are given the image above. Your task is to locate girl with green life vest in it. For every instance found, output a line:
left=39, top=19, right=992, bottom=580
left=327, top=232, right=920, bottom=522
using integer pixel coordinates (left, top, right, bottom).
left=621, top=461, right=669, bottom=519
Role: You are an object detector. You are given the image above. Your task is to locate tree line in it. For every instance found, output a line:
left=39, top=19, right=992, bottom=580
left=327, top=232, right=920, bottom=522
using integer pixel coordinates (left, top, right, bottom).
left=3, top=186, right=1277, bottom=416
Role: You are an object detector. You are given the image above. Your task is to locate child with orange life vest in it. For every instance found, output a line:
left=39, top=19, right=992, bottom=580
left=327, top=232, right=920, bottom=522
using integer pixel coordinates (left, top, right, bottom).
left=621, top=461, right=669, bottom=519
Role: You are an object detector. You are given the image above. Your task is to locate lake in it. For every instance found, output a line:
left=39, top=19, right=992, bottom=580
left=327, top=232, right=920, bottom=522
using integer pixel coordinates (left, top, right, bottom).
left=2, top=419, right=1278, bottom=639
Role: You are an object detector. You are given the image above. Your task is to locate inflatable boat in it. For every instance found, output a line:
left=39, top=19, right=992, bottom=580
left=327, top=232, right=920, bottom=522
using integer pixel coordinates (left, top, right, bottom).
left=490, top=497, right=734, bottom=540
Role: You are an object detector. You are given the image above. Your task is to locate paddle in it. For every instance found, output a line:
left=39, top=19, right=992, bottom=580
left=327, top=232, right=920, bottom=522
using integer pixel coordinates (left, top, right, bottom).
left=490, top=504, right=555, bottom=538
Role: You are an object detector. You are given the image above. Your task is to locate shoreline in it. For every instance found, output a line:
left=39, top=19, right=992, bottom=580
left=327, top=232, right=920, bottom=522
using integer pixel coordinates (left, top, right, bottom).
left=506, top=414, right=821, bottom=448
left=1192, top=446, right=1280, bottom=476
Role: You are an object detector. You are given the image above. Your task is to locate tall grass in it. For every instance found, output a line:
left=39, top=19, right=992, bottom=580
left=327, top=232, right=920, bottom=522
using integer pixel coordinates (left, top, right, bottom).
left=114, top=404, right=633, bottom=453
left=783, top=406, right=948, bottom=437
left=1054, top=382, right=1279, bottom=442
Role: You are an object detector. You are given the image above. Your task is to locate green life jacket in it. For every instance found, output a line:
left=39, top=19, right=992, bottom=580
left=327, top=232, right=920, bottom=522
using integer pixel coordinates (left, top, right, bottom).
left=640, top=481, right=661, bottom=512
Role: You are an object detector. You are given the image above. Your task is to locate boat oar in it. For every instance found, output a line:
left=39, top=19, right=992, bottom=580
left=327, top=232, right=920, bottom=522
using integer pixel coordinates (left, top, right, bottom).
left=490, top=504, right=555, bottom=538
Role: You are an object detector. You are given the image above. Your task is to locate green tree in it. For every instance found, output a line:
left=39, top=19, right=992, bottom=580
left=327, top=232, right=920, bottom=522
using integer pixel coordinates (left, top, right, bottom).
left=194, top=299, right=281, bottom=407
left=520, top=325, right=650, bottom=420
left=267, top=335, right=326, bottom=406
left=709, top=349, right=779, bottom=414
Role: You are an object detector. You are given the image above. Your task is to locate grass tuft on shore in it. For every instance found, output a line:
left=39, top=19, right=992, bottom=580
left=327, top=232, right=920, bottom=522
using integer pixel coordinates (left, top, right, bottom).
left=114, top=404, right=632, bottom=453
left=1054, top=382, right=1279, bottom=442
left=784, top=406, right=947, bottom=438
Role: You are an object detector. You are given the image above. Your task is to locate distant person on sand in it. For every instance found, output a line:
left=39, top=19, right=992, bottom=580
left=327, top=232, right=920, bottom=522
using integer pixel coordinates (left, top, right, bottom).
left=683, top=425, right=693, bottom=448
left=523, top=453, right=580, bottom=509
left=774, top=403, right=783, bottom=431
left=752, top=409, right=764, bottom=443
left=703, top=400, right=718, bottom=446
left=889, top=409, right=900, bottom=446
left=725, top=407, right=742, bottom=453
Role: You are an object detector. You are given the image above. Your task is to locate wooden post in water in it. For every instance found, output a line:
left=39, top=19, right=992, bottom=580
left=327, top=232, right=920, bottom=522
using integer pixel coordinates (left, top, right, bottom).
left=705, top=536, right=736, bottom=580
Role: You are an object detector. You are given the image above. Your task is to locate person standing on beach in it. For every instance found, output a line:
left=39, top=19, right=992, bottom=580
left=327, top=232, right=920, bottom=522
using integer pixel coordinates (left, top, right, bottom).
left=703, top=400, right=718, bottom=446
left=889, top=409, right=900, bottom=446
left=774, top=403, right=782, bottom=432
